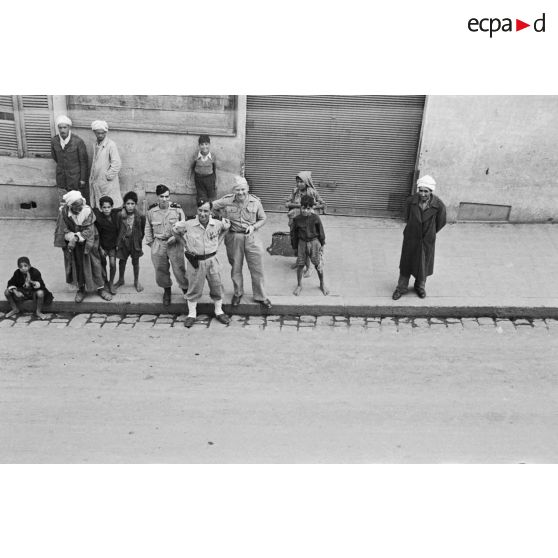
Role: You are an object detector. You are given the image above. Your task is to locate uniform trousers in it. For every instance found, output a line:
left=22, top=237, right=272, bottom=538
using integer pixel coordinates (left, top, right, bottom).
left=224, top=231, right=267, bottom=301
left=184, top=256, right=223, bottom=302
left=150, top=238, right=188, bottom=290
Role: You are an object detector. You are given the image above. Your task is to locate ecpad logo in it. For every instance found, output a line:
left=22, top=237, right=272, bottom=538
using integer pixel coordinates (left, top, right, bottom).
left=468, top=13, right=546, bottom=37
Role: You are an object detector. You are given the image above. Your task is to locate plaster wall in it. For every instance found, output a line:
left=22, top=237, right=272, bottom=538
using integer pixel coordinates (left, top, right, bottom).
left=0, top=95, right=247, bottom=218
left=418, top=95, right=558, bottom=222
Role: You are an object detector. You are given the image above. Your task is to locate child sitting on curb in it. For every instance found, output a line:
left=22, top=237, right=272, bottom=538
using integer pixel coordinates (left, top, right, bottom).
left=4, top=256, right=54, bottom=319
left=290, top=195, right=329, bottom=296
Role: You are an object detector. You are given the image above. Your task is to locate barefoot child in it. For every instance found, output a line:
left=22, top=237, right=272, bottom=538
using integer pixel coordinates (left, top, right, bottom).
left=4, top=256, right=54, bottom=319
left=290, top=195, right=329, bottom=296
left=93, top=195, right=120, bottom=294
left=115, top=191, right=146, bottom=292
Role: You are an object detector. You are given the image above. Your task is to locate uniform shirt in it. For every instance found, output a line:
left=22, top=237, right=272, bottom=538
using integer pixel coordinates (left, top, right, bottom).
left=212, top=193, right=266, bottom=233
left=172, top=216, right=230, bottom=255
left=193, top=151, right=216, bottom=176
left=145, top=204, right=185, bottom=244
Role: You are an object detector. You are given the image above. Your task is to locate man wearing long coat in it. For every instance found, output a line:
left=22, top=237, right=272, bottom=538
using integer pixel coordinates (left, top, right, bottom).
left=51, top=115, right=89, bottom=204
left=392, top=175, right=446, bottom=300
left=89, top=120, right=123, bottom=209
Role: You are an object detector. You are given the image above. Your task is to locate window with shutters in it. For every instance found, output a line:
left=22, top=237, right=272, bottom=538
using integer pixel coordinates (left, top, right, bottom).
left=0, top=95, right=54, bottom=158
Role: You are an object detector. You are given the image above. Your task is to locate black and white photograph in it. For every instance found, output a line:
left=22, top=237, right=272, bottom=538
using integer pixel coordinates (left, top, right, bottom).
left=1, top=1, right=557, bottom=557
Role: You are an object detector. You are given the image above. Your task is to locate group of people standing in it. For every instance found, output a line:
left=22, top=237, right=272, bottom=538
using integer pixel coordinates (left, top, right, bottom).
left=4, top=115, right=448, bottom=322
left=48, top=118, right=273, bottom=326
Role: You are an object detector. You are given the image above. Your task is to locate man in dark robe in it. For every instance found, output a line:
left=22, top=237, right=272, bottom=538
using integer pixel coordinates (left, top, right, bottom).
left=392, top=175, right=447, bottom=300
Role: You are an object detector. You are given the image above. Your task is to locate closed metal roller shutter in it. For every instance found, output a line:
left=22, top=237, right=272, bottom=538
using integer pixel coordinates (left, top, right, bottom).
left=245, top=95, right=425, bottom=217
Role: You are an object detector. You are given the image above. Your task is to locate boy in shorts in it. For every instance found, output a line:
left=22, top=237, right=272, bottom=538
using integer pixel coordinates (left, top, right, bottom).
left=115, top=191, right=146, bottom=292
left=93, top=195, right=120, bottom=294
left=290, top=195, right=329, bottom=296
left=190, top=134, right=217, bottom=203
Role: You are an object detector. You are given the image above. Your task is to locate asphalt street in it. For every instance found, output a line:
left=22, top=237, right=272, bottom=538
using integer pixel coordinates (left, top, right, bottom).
left=1, top=315, right=557, bottom=463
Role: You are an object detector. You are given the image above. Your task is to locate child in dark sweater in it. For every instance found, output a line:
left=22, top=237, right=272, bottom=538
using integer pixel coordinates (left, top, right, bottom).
left=290, top=195, right=329, bottom=296
left=93, top=195, right=121, bottom=294
left=4, top=256, right=54, bottom=319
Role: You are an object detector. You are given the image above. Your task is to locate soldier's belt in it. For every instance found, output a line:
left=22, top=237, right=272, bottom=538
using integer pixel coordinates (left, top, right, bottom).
left=154, top=236, right=171, bottom=241
left=184, top=251, right=216, bottom=269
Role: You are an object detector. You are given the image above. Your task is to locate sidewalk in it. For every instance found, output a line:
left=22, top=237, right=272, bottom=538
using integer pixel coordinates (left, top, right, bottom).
left=2, top=214, right=558, bottom=318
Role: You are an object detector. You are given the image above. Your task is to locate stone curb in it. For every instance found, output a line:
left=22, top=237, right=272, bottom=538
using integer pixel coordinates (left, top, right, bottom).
left=2, top=299, right=558, bottom=319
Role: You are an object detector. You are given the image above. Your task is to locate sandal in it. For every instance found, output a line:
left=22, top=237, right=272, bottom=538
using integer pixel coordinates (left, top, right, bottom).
left=75, top=290, right=86, bottom=303
left=98, top=288, right=112, bottom=301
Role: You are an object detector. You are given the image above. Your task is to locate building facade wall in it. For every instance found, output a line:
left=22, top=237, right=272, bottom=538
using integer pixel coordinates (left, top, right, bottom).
left=2, top=95, right=558, bottom=222
left=418, top=95, right=558, bottom=223
left=0, top=95, right=247, bottom=218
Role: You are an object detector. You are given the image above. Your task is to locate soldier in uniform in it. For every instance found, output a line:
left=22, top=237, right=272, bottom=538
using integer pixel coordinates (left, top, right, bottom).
left=144, top=184, right=188, bottom=306
left=172, top=200, right=231, bottom=328
left=212, top=176, right=272, bottom=309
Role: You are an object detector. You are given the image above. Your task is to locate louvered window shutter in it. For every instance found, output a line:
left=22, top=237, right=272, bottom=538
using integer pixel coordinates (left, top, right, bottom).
left=19, top=95, right=54, bottom=157
left=0, top=95, right=19, bottom=156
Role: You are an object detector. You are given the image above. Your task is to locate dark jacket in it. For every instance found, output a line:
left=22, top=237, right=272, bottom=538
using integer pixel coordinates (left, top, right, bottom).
left=399, top=193, right=447, bottom=280
left=290, top=212, right=326, bottom=249
left=7, top=267, right=54, bottom=305
left=93, top=208, right=121, bottom=250
left=51, top=133, right=89, bottom=190
left=116, top=209, right=146, bottom=257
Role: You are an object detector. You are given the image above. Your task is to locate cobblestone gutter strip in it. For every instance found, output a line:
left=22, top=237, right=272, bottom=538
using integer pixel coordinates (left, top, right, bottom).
left=1, top=312, right=557, bottom=333
left=2, top=300, right=558, bottom=319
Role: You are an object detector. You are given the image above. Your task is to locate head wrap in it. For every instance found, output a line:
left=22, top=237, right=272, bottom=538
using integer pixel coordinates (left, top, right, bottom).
left=417, top=175, right=436, bottom=192
left=56, top=115, right=72, bottom=127
left=91, top=120, right=109, bottom=132
left=17, top=256, right=31, bottom=267
left=233, top=176, right=249, bottom=190
left=62, top=190, right=86, bottom=207
left=296, top=171, right=315, bottom=189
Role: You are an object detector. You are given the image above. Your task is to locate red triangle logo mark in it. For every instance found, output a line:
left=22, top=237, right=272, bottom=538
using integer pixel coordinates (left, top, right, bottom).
left=516, top=19, right=530, bottom=31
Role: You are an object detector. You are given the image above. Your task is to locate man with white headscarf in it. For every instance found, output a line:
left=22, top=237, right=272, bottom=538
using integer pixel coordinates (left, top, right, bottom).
left=53, top=190, right=112, bottom=303
left=51, top=115, right=89, bottom=204
left=89, top=120, right=123, bottom=209
left=212, top=176, right=272, bottom=309
left=392, top=174, right=447, bottom=300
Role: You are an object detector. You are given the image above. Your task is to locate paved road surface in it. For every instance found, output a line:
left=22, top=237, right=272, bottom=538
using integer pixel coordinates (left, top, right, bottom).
left=1, top=315, right=557, bottom=463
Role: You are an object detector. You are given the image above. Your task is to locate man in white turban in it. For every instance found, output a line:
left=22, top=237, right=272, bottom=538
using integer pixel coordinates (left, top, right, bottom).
left=89, top=120, right=123, bottom=208
left=392, top=174, right=447, bottom=300
left=212, top=176, right=272, bottom=309
left=51, top=114, right=89, bottom=204
left=54, top=190, right=113, bottom=303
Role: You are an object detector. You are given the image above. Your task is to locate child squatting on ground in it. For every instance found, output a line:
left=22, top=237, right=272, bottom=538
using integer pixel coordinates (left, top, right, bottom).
left=290, top=195, right=329, bottom=296
left=115, top=191, right=146, bottom=292
left=4, top=256, right=54, bottom=319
